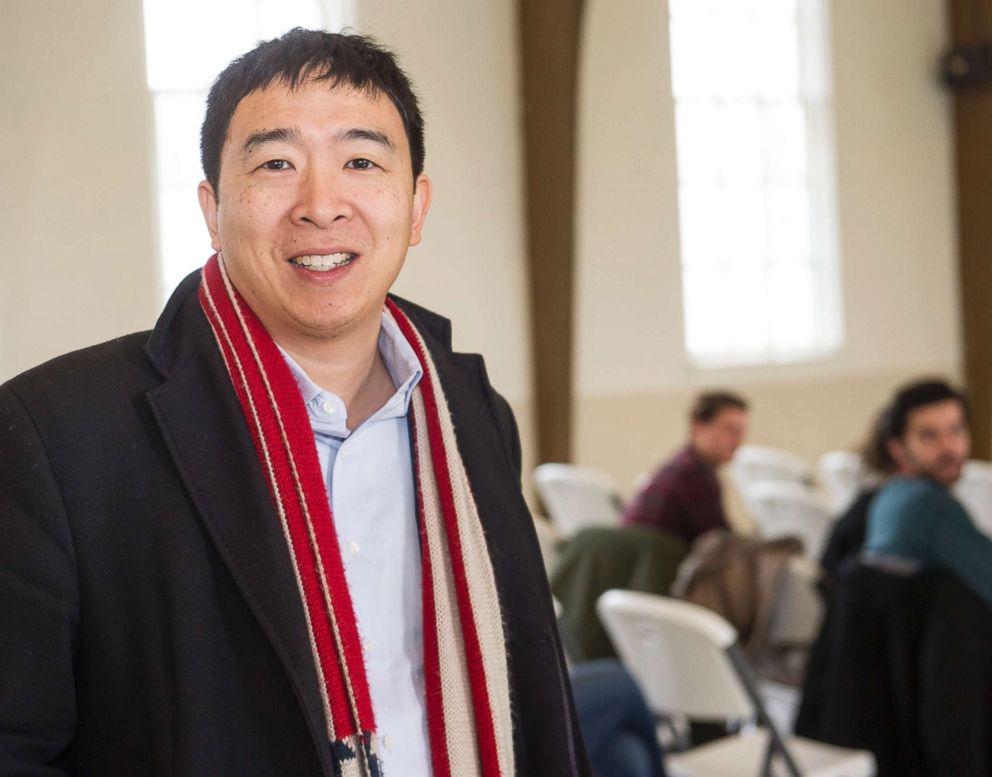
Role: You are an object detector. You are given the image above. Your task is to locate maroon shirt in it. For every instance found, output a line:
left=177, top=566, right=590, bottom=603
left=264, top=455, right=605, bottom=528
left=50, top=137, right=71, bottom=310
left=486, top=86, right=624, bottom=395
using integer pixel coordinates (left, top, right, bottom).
left=622, top=445, right=728, bottom=545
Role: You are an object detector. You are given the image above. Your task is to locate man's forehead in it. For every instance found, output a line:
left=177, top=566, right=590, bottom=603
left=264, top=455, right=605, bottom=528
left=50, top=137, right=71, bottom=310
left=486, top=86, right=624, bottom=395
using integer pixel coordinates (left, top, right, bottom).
left=230, top=78, right=393, bottom=125
left=221, top=80, right=402, bottom=160
left=712, top=407, right=747, bottom=424
left=907, top=399, right=965, bottom=430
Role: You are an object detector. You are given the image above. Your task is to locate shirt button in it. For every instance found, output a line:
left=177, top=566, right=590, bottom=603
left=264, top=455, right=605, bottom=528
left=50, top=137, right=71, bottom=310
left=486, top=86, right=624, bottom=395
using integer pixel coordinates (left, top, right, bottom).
left=383, top=735, right=393, bottom=750
left=348, top=540, right=360, bottom=556
left=362, top=638, right=373, bottom=654
left=321, top=400, right=335, bottom=414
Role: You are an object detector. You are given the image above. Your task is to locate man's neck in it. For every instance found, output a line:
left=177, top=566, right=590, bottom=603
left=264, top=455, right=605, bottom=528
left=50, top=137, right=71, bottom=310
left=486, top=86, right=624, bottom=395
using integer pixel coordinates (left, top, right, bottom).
left=276, top=318, right=396, bottom=431
left=688, top=443, right=718, bottom=468
left=899, top=469, right=954, bottom=490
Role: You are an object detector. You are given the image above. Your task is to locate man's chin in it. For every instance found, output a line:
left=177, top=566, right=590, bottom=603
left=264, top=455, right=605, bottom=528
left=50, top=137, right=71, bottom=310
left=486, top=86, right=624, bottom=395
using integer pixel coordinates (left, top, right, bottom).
left=930, top=464, right=965, bottom=487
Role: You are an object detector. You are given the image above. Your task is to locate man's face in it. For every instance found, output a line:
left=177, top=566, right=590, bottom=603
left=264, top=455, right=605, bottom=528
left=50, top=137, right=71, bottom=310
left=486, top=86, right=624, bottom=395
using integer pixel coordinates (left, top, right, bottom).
left=692, top=407, right=748, bottom=465
left=198, top=79, right=431, bottom=347
left=888, top=399, right=970, bottom=486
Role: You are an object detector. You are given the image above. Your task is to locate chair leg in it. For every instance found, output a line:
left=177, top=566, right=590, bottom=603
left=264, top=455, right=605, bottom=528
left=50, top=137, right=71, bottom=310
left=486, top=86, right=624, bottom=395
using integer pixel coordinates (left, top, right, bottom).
left=761, top=735, right=775, bottom=777
left=659, top=714, right=692, bottom=752
left=727, top=645, right=802, bottom=777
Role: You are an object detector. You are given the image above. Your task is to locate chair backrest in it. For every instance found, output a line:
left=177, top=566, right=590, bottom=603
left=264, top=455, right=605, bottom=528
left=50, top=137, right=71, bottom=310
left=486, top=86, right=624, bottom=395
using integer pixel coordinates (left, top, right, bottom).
left=743, top=480, right=834, bottom=558
left=817, top=449, right=865, bottom=513
left=531, top=515, right=561, bottom=579
left=532, top=463, right=622, bottom=540
left=596, top=589, right=754, bottom=721
left=767, top=555, right=825, bottom=647
left=729, top=444, right=814, bottom=493
left=954, top=459, right=992, bottom=536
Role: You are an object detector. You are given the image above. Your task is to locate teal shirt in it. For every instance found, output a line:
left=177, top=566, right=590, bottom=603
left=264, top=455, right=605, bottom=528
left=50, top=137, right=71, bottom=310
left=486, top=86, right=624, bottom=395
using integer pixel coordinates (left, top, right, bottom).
left=866, top=475, right=992, bottom=607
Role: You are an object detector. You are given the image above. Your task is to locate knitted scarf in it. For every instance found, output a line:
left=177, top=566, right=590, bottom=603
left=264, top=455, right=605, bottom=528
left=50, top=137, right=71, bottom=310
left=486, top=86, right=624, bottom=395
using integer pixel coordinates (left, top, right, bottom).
left=198, top=255, right=514, bottom=777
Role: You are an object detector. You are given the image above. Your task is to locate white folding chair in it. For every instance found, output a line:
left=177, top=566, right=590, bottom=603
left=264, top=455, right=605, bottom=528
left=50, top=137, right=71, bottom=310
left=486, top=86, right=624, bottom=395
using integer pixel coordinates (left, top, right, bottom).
left=743, top=480, right=834, bottom=559
left=816, top=450, right=865, bottom=514
left=597, top=590, right=875, bottom=777
left=531, top=463, right=622, bottom=540
left=953, top=459, right=992, bottom=537
left=766, top=555, right=824, bottom=649
left=730, top=445, right=815, bottom=493
left=760, top=556, right=827, bottom=734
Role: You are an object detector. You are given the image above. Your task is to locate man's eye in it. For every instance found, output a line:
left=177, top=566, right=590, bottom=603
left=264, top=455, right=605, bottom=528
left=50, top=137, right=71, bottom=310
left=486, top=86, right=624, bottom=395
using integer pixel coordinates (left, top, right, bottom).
left=260, top=159, right=292, bottom=171
left=346, top=158, right=377, bottom=170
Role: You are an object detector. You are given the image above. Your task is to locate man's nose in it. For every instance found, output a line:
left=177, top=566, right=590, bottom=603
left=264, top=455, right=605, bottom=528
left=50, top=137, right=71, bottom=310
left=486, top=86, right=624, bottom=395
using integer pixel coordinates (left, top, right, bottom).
left=939, top=431, right=966, bottom=457
left=290, top=167, right=351, bottom=227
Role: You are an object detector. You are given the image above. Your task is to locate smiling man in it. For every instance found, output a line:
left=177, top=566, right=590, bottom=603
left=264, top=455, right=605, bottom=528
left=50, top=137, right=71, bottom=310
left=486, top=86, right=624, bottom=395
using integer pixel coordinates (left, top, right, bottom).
left=0, top=30, right=588, bottom=777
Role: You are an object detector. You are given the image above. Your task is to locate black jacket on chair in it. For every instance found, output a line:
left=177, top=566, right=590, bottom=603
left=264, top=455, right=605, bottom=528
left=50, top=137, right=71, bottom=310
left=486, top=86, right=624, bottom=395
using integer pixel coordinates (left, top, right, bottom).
left=796, top=559, right=992, bottom=776
left=0, top=271, right=590, bottom=777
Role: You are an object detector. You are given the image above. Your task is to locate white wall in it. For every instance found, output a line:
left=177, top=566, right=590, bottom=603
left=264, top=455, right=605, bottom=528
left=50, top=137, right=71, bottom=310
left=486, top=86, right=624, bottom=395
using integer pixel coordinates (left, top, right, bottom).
left=1, top=0, right=159, bottom=381
left=356, top=0, right=533, bottom=406
left=574, top=0, right=962, bottom=492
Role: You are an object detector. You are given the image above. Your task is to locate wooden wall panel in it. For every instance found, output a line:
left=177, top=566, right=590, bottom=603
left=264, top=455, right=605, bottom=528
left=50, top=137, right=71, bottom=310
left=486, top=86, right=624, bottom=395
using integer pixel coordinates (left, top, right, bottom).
left=948, top=0, right=992, bottom=459
left=517, top=0, right=585, bottom=464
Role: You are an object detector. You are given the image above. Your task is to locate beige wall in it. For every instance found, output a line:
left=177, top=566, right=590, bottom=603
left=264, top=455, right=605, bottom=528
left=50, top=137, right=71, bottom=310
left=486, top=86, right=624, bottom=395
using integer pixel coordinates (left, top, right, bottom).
left=355, top=0, right=538, bottom=478
left=573, top=0, right=963, bottom=496
left=357, top=0, right=533, bottom=406
left=1, top=0, right=159, bottom=381
left=0, top=0, right=965, bottom=494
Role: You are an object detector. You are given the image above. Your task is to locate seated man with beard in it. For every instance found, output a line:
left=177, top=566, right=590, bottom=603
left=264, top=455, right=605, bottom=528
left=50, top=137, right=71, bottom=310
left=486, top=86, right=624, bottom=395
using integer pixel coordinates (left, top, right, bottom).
left=865, top=379, right=992, bottom=607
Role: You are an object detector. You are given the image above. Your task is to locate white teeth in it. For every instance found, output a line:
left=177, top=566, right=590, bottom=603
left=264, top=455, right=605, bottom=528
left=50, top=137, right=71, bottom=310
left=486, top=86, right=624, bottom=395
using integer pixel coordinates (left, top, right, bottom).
left=291, top=253, right=355, bottom=271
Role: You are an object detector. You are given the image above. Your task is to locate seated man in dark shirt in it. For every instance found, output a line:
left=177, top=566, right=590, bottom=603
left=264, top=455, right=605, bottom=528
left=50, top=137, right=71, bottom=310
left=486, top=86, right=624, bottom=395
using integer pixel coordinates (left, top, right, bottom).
left=622, top=391, right=748, bottom=545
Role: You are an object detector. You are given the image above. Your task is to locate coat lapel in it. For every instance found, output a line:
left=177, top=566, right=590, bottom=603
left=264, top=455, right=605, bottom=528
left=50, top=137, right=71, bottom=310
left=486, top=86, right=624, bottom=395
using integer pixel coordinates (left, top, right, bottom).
left=145, top=274, right=334, bottom=776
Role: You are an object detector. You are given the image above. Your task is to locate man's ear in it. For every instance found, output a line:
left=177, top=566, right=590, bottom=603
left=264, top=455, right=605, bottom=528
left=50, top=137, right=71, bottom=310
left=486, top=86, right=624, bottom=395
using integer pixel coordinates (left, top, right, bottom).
left=198, top=180, right=222, bottom=252
left=408, top=174, right=433, bottom=247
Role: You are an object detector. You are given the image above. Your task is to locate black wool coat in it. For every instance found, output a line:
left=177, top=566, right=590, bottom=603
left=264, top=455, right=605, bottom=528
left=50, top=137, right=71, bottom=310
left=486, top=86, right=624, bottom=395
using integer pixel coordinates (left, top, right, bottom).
left=0, top=272, right=590, bottom=777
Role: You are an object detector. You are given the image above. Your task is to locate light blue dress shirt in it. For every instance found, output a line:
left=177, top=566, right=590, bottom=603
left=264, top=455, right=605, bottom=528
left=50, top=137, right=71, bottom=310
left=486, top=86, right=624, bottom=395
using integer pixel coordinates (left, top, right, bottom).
left=279, top=311, right=429, bottom=777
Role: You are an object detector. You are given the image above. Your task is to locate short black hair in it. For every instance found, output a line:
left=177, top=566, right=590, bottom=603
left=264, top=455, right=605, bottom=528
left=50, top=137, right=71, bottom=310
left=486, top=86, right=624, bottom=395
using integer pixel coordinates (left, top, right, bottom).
left=867, top=378, right=969, bottom=471
left=200, top=28, right=425, bottom=196
left=690, top=391, right=749, bottom=424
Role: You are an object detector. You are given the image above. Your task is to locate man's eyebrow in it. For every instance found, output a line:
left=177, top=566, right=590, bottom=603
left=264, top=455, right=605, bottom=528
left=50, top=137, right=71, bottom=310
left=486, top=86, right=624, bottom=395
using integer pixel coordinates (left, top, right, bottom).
left=338, top=127, right=396, bottom=152
left=241, top=127, right=301, bottom=159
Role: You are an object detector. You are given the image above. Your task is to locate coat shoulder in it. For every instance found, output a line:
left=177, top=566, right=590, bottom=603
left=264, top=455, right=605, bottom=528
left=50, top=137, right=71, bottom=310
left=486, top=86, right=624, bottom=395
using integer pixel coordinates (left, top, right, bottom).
left=5, top=332, right=154, bottom=398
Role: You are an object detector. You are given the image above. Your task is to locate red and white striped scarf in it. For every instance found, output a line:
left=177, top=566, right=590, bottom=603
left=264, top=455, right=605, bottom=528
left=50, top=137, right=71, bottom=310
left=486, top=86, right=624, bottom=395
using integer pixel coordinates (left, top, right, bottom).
left=198, top=255, right=514, bottom=777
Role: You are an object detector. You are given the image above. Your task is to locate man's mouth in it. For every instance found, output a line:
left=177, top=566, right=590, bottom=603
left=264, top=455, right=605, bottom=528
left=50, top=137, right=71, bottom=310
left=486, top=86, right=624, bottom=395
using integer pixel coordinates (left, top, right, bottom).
left=290, top=253, right=357, bottom=272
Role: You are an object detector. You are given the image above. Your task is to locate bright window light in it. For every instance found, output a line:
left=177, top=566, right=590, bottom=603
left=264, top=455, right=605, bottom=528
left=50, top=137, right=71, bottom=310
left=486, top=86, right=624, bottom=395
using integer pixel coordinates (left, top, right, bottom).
left=142, top=0, right=349, bottom=299
left=669, top=0, right=842, bottom=367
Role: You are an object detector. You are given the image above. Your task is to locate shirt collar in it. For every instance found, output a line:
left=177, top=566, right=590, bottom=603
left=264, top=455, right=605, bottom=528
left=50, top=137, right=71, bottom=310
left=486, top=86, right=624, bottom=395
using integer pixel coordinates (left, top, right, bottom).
left=378, top=307, right=423, bottom=411
left=277, top=309, right=423, bottom=434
